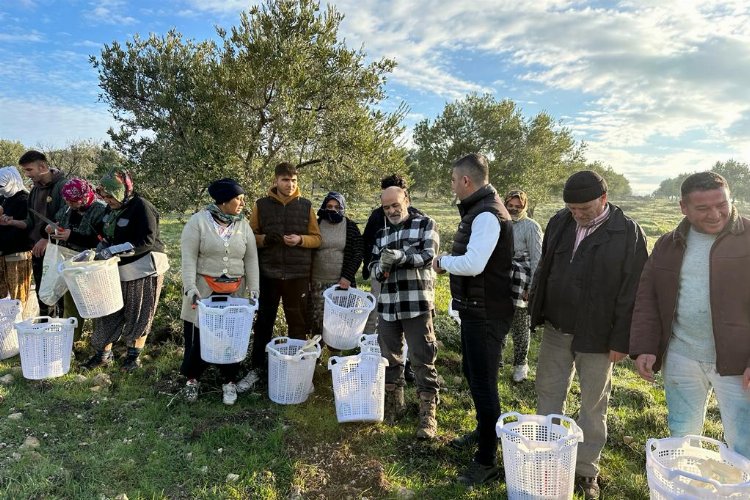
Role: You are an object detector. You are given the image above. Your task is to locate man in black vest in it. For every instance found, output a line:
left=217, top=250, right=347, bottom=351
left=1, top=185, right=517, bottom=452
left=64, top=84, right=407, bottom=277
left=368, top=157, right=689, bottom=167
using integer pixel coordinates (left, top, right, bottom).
left=433, top=153, right=514, bottom=486
left=237, top=162, right=321, bottom=392
left=529, top=171, right=647, bottom=499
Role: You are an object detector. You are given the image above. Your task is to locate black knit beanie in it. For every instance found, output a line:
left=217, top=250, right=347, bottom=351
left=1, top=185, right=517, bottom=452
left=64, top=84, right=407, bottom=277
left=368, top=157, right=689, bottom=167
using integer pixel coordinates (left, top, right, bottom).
left=563, top=171, right=608, bottom=203
left=208, top=178, right=244, bottom=204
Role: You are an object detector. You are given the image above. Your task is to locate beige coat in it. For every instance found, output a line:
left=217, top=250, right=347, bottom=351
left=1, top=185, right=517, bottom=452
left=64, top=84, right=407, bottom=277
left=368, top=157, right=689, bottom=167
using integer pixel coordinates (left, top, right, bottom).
left=180, top=210, right=260, bottom=323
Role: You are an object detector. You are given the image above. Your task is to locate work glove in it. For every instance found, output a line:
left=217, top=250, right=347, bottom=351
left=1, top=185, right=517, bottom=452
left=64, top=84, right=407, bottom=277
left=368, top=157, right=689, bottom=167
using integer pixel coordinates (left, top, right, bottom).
left=380, top=248, right=404, bottom=268
left=185, top=287, right=201, bottom=302
left=264, top=232, right=284, bottom=247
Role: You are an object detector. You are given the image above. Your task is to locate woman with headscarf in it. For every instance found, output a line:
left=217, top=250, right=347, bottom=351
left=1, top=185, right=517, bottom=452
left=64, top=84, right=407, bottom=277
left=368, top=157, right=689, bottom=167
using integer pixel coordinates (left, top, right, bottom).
left=44, top=178, right=107, bottom=341
left=0, top=166, right=32, bottom=309
left=179, top=178, right=260, bottom=405
left=82, top=168, right=169, bottom=371
left=309, top=191, right=363, bottom=341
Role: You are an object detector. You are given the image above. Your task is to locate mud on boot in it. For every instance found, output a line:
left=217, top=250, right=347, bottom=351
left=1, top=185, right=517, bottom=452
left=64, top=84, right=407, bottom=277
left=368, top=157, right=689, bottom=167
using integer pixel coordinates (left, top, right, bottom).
left=383, top=383, right=405, bottom=425
left=416, top=392, right=438, bottom=440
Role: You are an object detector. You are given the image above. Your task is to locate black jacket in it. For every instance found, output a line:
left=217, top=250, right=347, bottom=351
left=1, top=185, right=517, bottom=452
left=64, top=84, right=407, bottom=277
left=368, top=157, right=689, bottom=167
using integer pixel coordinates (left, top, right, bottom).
left=529, top=203, right=648, bottom=353
left=0, top=191, right=32, bottom=255
left=96, top=194, right=165, bottom=266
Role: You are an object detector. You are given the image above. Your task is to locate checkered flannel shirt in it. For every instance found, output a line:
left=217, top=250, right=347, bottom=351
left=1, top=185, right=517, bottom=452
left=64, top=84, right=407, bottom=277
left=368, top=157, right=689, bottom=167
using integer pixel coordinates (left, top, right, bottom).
left=511, top=253, right=532, bottom=309
left=368, top=214, right=439, bottom=321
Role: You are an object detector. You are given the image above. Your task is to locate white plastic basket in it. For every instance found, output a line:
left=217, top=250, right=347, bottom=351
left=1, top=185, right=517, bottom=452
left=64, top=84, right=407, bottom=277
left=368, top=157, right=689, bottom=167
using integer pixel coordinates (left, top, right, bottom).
left=358, top=333, right=380, bottom=355
left=266, top=337, right=321, bottom=405
left=0, top=299, right=22, bottom=359
left=328, top=354, right=388, bottom=423
left=646, top=435, right=750, bottom=499
left=15, top=316, right=77, bottom=379
left=496, top=412, right=584, bottom=500
left=61, top=257, right=123, bottom=318
left=322, top=286, right=376, bottom=350
left=198, top=296, right=257, bottom=364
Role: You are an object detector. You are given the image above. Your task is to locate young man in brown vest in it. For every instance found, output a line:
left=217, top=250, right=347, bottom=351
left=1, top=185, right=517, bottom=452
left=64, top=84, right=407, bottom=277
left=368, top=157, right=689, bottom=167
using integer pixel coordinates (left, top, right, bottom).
left=236, top=162, right=321, bottom=392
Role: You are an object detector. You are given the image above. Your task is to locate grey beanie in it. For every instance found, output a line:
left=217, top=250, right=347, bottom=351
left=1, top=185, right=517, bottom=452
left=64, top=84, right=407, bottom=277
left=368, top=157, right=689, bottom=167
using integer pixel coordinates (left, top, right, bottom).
left=563, top=170, right=608, bottom=203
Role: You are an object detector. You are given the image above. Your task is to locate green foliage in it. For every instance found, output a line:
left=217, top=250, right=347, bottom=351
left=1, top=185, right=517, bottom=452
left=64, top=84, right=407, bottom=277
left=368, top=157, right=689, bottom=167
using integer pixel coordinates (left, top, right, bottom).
left=0, top=139, right=25, bottom=167
left=92, top=0, right=407, bottom=212
left=411, top=93, right=592, bottom=212
left=653, top=159, right=750, bottom=201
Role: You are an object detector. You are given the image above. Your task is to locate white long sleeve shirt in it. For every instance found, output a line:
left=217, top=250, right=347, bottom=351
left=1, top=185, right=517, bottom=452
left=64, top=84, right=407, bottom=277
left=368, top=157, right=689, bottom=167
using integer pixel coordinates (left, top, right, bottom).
left=440, top=212, right=500, bottom=276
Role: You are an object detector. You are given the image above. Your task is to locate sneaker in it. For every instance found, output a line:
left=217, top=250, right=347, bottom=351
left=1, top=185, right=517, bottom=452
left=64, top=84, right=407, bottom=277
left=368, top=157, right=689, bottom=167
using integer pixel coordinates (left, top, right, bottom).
left=81, top=350, right=113, bottom=371
left=236, top=370, right=260, bottom=393
left=457, top=460, right=501, bottom=486
left=576, top=475, right=601, bottom=499
left=185, top=379, right=199, bottom=403
left=222, top=382, right=238, bottom=405
left=512, top=363, right=529, bottom=383
left=449, top=429, right=479, bottom=450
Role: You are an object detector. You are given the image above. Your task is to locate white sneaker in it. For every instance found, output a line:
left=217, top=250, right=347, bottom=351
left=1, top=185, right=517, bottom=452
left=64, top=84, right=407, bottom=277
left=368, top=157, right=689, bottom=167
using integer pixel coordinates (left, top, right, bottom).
left=236, top=370, right=260, bottom=393
left=512, top=364, right=529, bottom=383
left=185, top=379, right=199, bottom=403
left=222, top=382, right=238, bottom=405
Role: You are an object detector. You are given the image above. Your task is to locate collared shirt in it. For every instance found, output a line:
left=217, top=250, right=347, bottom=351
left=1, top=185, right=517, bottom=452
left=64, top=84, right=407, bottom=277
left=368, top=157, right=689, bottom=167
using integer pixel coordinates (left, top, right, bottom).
left=573, top=203, right=611, bottom=254
left=368, top=214, right=439, bottom=321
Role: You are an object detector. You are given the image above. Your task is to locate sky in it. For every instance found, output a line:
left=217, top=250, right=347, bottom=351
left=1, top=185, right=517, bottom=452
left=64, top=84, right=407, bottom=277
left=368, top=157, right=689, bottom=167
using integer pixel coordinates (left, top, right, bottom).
left=1, top=1, right=749, bottom=194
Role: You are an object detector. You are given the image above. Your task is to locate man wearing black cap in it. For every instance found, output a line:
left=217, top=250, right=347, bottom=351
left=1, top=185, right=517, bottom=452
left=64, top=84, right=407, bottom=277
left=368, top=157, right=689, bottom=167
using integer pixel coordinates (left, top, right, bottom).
left=529, top=170, right=647, bottom=499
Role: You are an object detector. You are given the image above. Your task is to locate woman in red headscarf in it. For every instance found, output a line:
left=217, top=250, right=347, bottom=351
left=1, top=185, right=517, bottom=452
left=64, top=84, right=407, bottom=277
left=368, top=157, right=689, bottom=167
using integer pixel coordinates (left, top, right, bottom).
left=44, top=178, right=108, bottom=341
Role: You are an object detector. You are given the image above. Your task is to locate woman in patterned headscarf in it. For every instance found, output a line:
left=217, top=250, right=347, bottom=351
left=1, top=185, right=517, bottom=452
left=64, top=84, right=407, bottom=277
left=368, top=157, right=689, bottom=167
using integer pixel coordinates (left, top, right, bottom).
left=0, top=166, right=32, bottom=310
left=82, top=168, right=169, bottom=372
left=44, top=178, right=107, bottom=341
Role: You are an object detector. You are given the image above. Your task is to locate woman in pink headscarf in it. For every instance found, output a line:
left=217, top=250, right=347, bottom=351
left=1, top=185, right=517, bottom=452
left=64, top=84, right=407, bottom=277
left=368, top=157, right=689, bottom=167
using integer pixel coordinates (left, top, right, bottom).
left=44, top=177, right=107, bottom=341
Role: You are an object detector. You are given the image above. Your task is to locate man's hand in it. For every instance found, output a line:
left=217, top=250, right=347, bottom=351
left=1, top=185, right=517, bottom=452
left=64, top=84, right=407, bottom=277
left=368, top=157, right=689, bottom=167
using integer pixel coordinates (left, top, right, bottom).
left=380, top=248, right=404, bottom=267
left=50, top=228, right=71, bottom=241
left=263, top=232, right=283, bottom=247
left=743, top=367, right=750, bottom=391
left=337, top=277, right=351, bottom=289
left=432, top=253, right=447, bottom=274
left=609, top=350, right=628, bottom=363
left=283, top=234, right=302, bottom=246
left=0, top=215, right=12, bottom=226
left=634, top=353, right=657, bottom=382
left=32, top=238, right=49, bottom=258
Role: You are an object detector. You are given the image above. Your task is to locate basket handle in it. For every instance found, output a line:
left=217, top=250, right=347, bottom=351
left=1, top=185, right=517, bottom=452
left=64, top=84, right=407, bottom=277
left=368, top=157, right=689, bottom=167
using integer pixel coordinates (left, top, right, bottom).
left=496, top=412, right=580, bottom=451
left=646, top=436, right=750, bottom=493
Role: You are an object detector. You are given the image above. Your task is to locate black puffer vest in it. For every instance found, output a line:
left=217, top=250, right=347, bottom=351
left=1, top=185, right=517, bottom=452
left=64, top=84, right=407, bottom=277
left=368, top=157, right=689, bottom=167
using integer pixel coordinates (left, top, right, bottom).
left=256, top=195, right=313, bottom=279
left=449, top=184, right=515, bottom=320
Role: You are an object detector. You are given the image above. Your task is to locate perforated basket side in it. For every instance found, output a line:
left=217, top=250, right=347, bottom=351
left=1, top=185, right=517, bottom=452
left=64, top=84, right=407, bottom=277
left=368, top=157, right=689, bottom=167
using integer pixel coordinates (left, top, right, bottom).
left=16, top=318, right=76, bottom=379
left=328, top=355, right=387, bottom=423
left=266, top=338, right=319, bottom=405
left=63, top=260, right=124, bottom=318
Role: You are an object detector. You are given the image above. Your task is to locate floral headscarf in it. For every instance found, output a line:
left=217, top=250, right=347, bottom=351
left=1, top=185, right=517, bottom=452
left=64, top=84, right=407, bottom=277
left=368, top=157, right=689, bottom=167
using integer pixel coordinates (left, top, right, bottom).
left=62, top=178, right=96, bottom=207
left=98, top=167, right=134, bottom=204
left=0, top=166, right=27, bottom=198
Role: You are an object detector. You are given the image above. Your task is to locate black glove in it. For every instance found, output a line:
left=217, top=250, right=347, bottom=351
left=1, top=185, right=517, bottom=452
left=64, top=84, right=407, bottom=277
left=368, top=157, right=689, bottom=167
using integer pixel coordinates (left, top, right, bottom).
left=264, top=232, right=283, bottom=247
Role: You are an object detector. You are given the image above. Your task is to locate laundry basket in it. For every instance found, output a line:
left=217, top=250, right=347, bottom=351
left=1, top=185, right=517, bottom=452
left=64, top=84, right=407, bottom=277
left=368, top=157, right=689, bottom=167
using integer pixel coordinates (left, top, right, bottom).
left=266, top=337, right=321, bottom=405
left=328, top=354, right=388, bottom=423
left=0, top=299, right=22, bottom=359
left=322, top=286, right=376, bottom=350
left=496, top=412, right=584, bottom=500
left=358, top=333, right=380, bottom=355
left=61, top=257, right=123, bottom=318
left=197, top=296, right=257, bottom=364
left=16, top=316, right=77, bottom=379
left=646, top=435, right=750, bottom=499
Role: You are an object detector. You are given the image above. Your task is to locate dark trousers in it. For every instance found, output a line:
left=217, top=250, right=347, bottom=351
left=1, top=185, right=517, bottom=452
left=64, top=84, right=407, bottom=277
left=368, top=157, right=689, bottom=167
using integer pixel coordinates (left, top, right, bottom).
left=32, top=253, right=63, bottom=317
left=180, top=321, right=239, bottom=383
left=460, top=315, right=511, bottom=466
left=378, top=313, right=439, bottom=395
left=250, top=276, right=310, bottom=369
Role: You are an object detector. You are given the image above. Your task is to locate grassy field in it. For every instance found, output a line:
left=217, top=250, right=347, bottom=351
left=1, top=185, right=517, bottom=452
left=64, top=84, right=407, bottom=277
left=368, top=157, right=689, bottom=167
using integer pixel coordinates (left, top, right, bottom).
left=0, top=197, right=728, bottom=499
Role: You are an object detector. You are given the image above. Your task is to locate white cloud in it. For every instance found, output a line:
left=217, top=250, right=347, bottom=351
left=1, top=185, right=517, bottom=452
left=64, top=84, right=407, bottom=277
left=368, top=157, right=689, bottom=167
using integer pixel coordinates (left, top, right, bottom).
left=327, top=0, right=750, bottom=192
left=84, top=0, right=137, bottom=25
left=0, top=98, right=115, bottom=149
left=0, top=30, right=44, bottom=42
left=184, top=0, right=256, bottom=15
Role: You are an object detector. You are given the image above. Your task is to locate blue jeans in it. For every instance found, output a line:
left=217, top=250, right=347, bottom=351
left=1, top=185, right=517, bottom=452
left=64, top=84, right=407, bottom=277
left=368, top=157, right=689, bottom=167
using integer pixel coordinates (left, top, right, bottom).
left=663, top=349, right=750, bottom=458
left=460, top=315, right=510, bottom=466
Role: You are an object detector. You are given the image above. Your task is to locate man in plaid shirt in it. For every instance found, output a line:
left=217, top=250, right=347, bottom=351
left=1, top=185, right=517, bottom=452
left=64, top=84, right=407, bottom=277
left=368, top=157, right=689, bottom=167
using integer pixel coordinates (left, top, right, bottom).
left=370, top=185, right=440, bottom=439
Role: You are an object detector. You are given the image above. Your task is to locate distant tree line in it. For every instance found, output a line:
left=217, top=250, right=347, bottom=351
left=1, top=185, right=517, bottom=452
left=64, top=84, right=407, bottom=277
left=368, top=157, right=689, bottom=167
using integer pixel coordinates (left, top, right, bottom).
left=653, top=160, right=750, bottom=201
left=409, top=93, right=632, bottom=213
